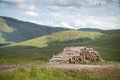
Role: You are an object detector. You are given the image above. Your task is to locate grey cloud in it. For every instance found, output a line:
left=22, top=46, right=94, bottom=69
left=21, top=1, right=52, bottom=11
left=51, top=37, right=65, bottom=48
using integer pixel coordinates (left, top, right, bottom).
left=0, top=0, right=26, bottom=4
left=42, top=0, right=120, bottom=7
left=43, top=0, right=84, bottom=7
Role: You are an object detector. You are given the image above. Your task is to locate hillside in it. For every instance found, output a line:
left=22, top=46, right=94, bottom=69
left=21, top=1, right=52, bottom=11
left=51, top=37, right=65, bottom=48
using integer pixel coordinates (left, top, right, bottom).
left=0, top=16, right=67, bottom=44
left=10, top=30, right=103, bottom=47
left=0, top=29, right=120, bottom=64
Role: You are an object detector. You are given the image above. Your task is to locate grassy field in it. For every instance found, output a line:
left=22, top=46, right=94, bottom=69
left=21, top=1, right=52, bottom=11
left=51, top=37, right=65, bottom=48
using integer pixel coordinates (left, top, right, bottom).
left=0, top=30, right=120, bottom=64
left=0, top=67, right=120, bottom=80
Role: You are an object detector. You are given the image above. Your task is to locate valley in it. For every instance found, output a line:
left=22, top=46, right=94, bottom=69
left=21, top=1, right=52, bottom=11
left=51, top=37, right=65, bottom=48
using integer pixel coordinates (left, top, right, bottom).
left=0, top=16, right=120, bottom=80
left=0, top=0, right=120, bottom=79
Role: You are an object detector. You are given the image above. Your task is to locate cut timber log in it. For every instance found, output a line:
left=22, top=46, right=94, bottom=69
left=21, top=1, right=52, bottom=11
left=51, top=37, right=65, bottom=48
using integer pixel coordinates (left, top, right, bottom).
left=49, top=46, right=103, bottom=64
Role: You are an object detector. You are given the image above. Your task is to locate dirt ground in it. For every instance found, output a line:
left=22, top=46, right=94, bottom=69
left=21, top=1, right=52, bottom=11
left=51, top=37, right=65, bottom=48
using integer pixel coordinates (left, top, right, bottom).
left=0, top=63, right=120, bottom=73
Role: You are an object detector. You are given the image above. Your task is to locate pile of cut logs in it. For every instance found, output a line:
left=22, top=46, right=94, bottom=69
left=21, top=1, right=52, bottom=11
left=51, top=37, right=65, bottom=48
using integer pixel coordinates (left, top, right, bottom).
left=49, top=46, right=102, bottom=64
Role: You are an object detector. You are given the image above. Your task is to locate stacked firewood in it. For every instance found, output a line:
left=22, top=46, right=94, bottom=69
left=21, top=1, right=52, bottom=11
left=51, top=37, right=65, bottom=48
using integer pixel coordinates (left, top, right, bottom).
left=49, top=46, right=102, bottom=64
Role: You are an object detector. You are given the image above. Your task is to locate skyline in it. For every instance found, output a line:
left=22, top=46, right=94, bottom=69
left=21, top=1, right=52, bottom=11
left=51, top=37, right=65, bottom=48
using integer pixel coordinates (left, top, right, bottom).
left=0, top=0, right=120, bottom=30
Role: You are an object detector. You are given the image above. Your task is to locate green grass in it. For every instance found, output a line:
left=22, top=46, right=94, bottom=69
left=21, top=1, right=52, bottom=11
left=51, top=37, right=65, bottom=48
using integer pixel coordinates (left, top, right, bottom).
left=0, top=67, right=120, bottom=80
left=0, top=18, right=13, bottom=33
left=0, top=33, right=5, bottom=43
left=64, top=69, right=120, bottom=80
left=0, top=67, right=73, bottom=80
left=0, top=18, right=13, bottom=43
left=0, top=58, right=45, bottom=65
left=0, top=45, right=64, bottom=64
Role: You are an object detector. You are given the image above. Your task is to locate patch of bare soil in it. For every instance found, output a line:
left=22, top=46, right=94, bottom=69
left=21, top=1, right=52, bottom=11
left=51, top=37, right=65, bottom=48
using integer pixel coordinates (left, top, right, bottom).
left=0, top=64, right=17, bottom=73
left=46, top=64, right=120, bottom=71
left=0, top=63, right=120, bottom=73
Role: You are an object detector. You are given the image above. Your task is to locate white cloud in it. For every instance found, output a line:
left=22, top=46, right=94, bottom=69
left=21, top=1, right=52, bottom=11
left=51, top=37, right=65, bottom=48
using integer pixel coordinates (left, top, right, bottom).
left=24, top=11, right=38, bottom=16
left=61, top=22, right=74, bottom=29
left=51, top=12, right=62, bottom=17
left=19, top=4, right=37, bottom=11
left=19, top=4, right=38, bottom=17
left=29, top=5, right=37, bottom=11
left=30, top=20, right=38, bottom=24
left=35, top=21, right=62, bottom=27
left=83, top=16, right=118, bottom=29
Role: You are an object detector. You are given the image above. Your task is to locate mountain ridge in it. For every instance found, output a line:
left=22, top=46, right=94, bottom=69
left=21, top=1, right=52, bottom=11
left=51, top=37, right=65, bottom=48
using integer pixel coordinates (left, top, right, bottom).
left=78, top=28, right=102, bottom=31
left=0, top=16, right=68, bottom=43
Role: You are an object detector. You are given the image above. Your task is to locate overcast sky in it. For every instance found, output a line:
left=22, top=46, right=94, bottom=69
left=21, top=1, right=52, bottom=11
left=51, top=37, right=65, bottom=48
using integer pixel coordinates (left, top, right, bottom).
left=0, top=0, right=120, bottom=30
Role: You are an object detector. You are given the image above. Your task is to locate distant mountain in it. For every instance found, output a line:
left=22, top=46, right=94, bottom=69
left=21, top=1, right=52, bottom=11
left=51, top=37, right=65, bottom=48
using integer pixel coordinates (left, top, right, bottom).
left=0, top=16, right=68, bottom=43
left=78, top=28, right=102, bottom=31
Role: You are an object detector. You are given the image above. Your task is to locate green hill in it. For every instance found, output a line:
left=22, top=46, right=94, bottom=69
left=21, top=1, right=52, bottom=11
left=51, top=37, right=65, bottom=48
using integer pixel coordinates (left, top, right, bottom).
left=0, top=29, right=120, bottom=64
left=0, top=16, right=67, bottom=44
left=10, top=30, right=103, bottom=47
